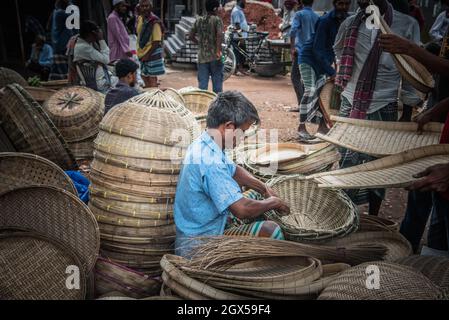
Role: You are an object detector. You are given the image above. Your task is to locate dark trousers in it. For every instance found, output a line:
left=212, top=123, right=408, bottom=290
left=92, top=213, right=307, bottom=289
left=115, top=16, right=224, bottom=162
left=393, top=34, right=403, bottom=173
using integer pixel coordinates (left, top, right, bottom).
left=231, top=38, right=246, bottom=67
left=291, top=56, right=304, bottom=106
left=197, top=60, right=224, bottom=93
left=27, top=61, right=50, bottom=81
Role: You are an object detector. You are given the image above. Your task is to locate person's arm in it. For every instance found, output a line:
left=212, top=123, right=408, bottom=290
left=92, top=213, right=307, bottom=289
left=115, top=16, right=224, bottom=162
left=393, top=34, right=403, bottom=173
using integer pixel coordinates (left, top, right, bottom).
left=333, top=17, right=349, bottom=62
left=379, top=33, right=449, bottom=77
left=144, top=22, right=163, bottom=58
left=86, top=39, right=110, bottom=65
left=229, top=196, right=290, bottom=220
left=407, top=163, right=449, bottom=193
left=429, top=12, right=444, bottom=41
left=39, top=45, right=54, bottom=68
left=109, top=16, right=131, bottom=56
left=216, top=18, right=223, bottom=60
left=290, top=12, right=300, bottom=57
left=313, top=19, right=335, bottom=77
left=233, top=166, right=277, bottom=198
left=189, top=20, right=198, bottom=44
left=414, top=97, right=449, bottom=132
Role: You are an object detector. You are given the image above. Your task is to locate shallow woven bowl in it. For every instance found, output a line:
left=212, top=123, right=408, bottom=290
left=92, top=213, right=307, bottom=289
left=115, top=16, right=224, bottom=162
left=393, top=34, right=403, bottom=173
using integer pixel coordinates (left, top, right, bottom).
left=318, top=261, right=444, bottom=300
left=395, top=255, right=449, bottom=291
left=0, top=152, right=76, bottom=195
left=266, top=175, right=359, bottom=242
left=0, top=186, right=100, bottom=273
left=181, top=90, right=217, bottom=118
left=0, top=232, right=86, bottom=300
left=0, top=67, right=28, bottom=88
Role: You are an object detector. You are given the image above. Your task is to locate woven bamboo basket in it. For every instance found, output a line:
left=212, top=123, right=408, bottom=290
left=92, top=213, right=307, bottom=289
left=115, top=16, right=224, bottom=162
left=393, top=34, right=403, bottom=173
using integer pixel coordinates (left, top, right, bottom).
left=315, top=116, right=443, bottom=157
left=127, top=90, right=201, bottom=140
left=0, top=152, right=76, bottom=195
left=378, top=14, right=434, bottom=93
left=68, top=139, right=95, bottom=160
left=163, top=88, right=185, bottom=105
left=89, top=196, right=173, bottom=220
left=24, top=86, right=57, bottom=103
left=395, top=255, right=449, bottom=291
left=100, top=250, right=164, bottom=275
left=318, top=261, right=444, bottom=300
left=161, top=272, right=210, bottom=300
left=101, top=240, right=174, bottom=254
left=326, top=230, right=412, bottom=261
left=266, top=176, right=359, bottom=242
left=0, top=84, right=77, bottom=170
left=93, top=150, right=181, bottom=174
left=94, top=257, right=162, bottom=299
left=358, top=214, right=399, bottom=232
left=180, top=89, right=217, bottom=118
left=0, top=67, right=28, bottom=88
left=0, top=186, right=100, bottom=273
left=43, top=86, right=105, bottom=142
left=40, top=79, right=69, bottom=89
left=98, top=221, right=175, bottom=238
left=311, top=145, right=449, bottom=189
left=100, top=232, right=176, bottom=245
left=0, top=231, right=86, bottom=300
left=319, top=80, right=339, bottom=116
left=91, top=159, right=178, bottom=187
left=94, top=130, right=186, bottom=161
left=0, top=125, right=15, bottom=152
left=89, top=182, right=175, bottom=204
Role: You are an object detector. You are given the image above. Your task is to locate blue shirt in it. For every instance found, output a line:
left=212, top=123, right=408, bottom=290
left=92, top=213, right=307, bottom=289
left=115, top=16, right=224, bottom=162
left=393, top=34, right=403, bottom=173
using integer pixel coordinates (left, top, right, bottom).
left=174, top=131, right=243, bottom=257
left=231, top=5, right=249, bottom=38
left=51, top=7, right=78, bottom=53
left=104, top=81, right=140, bottom=114
left=290, top=7, right=319, bottom=56
left=30, top=44, right=54, bottom=68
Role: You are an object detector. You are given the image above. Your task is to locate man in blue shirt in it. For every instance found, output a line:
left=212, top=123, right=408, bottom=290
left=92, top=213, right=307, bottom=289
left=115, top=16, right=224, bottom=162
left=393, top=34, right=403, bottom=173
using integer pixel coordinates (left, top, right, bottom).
left=26, top=35, right=54, bottom=81
left=231, top=0, right=250, bottom=75
left=174, top=91, right=290, bottom=257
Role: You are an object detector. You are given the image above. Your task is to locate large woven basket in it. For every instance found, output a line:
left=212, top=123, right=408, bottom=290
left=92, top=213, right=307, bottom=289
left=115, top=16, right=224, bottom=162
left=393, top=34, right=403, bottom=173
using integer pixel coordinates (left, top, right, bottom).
left=318, top=261, right=444, bottom=300
left=0, top=67, right=28, bottom=88
left=359, top=215, right=399, bottom=232
left=0, top=125, right=15, bottom=152
left=94, top=257, right=162, bottom=299
left=68, top=139, right=95, bottom=160
left=315, top=116, right=443, bottom=157
left=43, top=86, right=105, bottom=142
left=326, top=230, right=412, bottom=261
left=311, top=144, right=449, bottom=189
left=23, top=86, right=57, bottom=103
left=0, top=231, right=86, bottom=300
left=180, top=89, right=217, bottom=118
left=266, top=176, right=359, bottom=242
left=395, top=255, right=449, bottom=292
left=163, top=88, right=185, bottom=105
left=0, top=186, right=100, bottom=273
left=0, top=84, right=77, bottom=170
left=0, top=152, right=76, bottom=195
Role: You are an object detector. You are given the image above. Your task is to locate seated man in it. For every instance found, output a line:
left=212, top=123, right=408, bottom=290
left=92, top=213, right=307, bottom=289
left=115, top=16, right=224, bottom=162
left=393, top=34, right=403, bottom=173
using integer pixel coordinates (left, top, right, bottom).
left=73, top=20, right=111, bottom=93
left=104, top=59, right=140, bottom=114
left=26, top=35, right=53, bottom=81
left=174, top=91, right=290, bottom=257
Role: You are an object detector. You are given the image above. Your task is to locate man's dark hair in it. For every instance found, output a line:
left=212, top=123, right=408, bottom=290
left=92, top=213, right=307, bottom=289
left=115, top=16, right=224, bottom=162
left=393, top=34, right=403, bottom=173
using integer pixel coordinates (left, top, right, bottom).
left=115, top=59, right=139, bottom=78
left=206, top=91, right=260, bottom=129
left=80, top=20, right=100, bottom=39
left=206, top=0, right=220, bottom=13
left=302, top=0, right=314, bottom=6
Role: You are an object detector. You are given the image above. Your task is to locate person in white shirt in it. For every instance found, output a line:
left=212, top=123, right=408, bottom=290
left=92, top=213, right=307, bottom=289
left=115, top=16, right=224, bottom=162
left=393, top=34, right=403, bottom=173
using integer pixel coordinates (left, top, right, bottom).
left=429, top=0, right=449, bottom=42
left=73, top=20, right=111, bottom=93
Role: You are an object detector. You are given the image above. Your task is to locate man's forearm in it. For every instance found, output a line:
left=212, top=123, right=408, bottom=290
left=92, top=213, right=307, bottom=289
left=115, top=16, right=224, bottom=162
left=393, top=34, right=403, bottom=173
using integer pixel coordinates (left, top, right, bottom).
left=230, top=197, right=282, bottom=220
left=233, top=166, right=267, bottom=195
left=409, top=43, right=449, bottom=77
left=429, top=97, right=449, bottom=121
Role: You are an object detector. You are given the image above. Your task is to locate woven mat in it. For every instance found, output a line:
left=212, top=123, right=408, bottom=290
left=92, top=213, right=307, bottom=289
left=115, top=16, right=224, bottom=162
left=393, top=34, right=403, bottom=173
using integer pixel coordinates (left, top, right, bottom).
left=310, top=145, right=449, bottom=189
left=315, top=116, right=443, bottom=157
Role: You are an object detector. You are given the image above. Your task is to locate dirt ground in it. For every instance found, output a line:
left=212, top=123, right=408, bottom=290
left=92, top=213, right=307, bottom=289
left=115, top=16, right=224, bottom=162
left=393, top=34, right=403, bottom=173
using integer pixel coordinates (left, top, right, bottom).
left=158, top=65, right=408, bottom=224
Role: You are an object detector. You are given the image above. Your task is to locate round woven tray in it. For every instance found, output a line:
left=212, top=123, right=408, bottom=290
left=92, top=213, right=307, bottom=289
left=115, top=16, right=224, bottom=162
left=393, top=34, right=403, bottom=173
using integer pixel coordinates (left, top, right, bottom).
left=94, top=130, right=186, bottom=161
left=100, top=232, right=176, bottom=245
left=0, top=186, right=100, bottom=273
left=0, top=152, right=76, bottom=195
left=98, top=221, right=176, bottom=238
left=93, top=149, right=181, bottom=174
left=43, top=86, right=105, bottom=142
left=395, top=255, right=449, bottom=291
left=266, top=176, right=359, bottom=242
left=326, top=230, right=412, bottom=262
left=0, top=231, right=86, bottom=300
left=318, top=261, right=444, bottom=300
left=0, top=84, right=77, bottom=170
left=0, top=125, right=16, bottom=152
left=100, top=242, right=173, bottom=258
left=180, top=90, right=217, bottom=118
left=68, top=139, right=95, bottom=160
left=358, top=215, right=399, bottom=232
left=89, top=196, right=173, bottom=220
left=101, top=249, right=166, bottom=268
left=100, top=102, right=194, bottom=147
left=0, top=67, right=28, bottom=88
left=91, top=159, right=178, bottom=187
left=94, top=257, right=162, bottom=299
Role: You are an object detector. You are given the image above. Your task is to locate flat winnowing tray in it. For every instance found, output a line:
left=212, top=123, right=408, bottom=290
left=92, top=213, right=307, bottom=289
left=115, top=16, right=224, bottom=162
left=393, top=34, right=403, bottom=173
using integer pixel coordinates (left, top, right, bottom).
left=310, top=144, right=449, bottom=189
left=315, top=116, right=443, bottom=157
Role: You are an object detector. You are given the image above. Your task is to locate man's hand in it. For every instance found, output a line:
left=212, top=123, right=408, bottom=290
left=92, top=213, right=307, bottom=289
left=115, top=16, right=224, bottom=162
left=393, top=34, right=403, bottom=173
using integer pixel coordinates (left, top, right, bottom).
left=291, top=48, right=298, bottom=60
left=95, top=29, right=104, bottom=41
left=270, top=197, right=291, bottom=216
left=379, top=34, right=413, bottom=55
left=413, top=109, right=434, bottom=134
left=407, top=163, right=449, bottom=193
left=263, top=186, right=278, bottom=198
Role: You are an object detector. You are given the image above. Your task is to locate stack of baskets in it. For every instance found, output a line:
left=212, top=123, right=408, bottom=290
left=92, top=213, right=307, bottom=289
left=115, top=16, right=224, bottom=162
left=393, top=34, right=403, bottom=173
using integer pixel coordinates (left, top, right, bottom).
left=89, top=90, right=200, bottom=276
left=0, top=84, right=77, bottom=170
left=178, top=87, right=217, bottom=130
left=234, top=143, right=340, bottom=181
left=0, top=67, right=28, bottom=88
left=44, top=86, right=105, bottom=160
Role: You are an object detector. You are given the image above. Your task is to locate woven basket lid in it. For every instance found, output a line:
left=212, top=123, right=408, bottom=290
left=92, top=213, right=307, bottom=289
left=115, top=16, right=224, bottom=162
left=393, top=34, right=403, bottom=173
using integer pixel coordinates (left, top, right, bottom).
left=178, top=86, right=200, bottom=94
left=163, top=88, right=185, bottom=105
left=318, top=261, right=444, bottom=300
left=0, top=125, right=16, bottom=152
left=0, top=186, right=100, bottom=273
left=0, top=152, right=77, bottom=195
left=396, top=255, right=449, bottom=291
left=0, top=84, right=77, bottom=170
left=0, top=67, right=28, bottom=88
left=266, top=176, right=359, bottom=241
left=0, top=231, right=86, bottom=300
left=180, top=89, right=217, bottom=117
left=100, top=102, right=195, bottom=148
left=95, top=257, right=162, bottom=299
left=44, top=86, right=105, bottom=142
